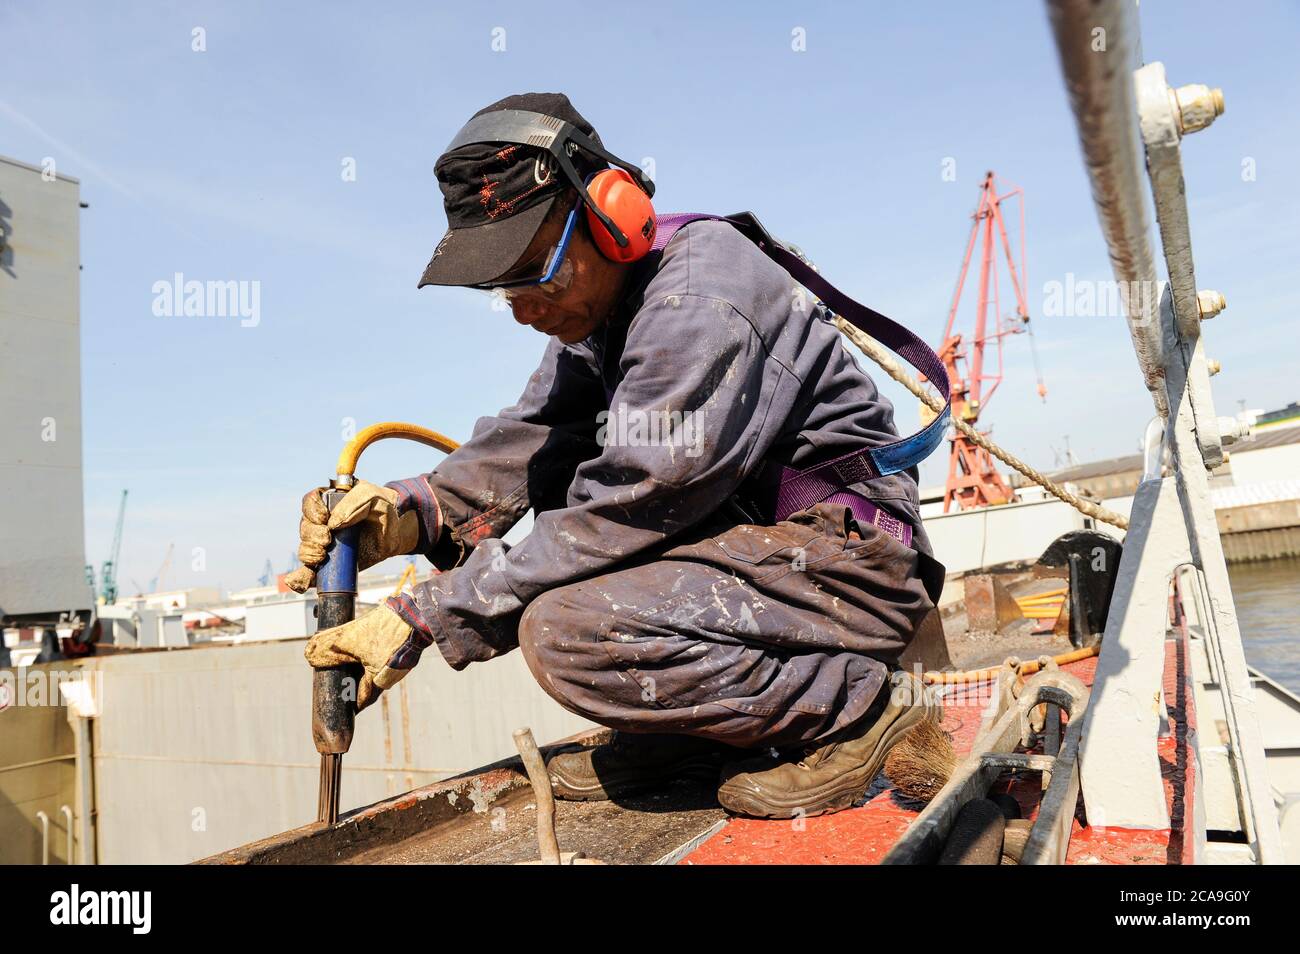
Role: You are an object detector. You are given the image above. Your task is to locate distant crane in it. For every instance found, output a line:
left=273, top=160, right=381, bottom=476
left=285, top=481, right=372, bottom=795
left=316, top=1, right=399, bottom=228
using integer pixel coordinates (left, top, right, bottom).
left=937, top=171, right=1046, bottom=512
left=99, top=489, right=128, bottom=604
left=1051, top=435, right=1081, bottom=469
left=150, top=543, right=175, bottom=593
left=258, top=559, right=275, bottom=587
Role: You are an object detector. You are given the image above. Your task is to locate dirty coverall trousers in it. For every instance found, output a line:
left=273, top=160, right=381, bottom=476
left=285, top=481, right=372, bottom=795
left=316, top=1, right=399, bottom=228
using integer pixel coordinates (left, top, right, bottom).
left=516, top=503, right=935, bottom=751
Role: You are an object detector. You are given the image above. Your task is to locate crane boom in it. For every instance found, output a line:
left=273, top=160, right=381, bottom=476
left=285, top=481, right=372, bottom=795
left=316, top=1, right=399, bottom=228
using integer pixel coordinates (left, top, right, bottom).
left=100, top=489, right=128, bottom=604
left=938, top=172, right=1045, bottom=512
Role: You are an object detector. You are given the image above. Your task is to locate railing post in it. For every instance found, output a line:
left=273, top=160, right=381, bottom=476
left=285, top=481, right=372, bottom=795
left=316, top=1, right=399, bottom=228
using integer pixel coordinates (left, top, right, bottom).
left=1133, top=61, right=1281, bottom=863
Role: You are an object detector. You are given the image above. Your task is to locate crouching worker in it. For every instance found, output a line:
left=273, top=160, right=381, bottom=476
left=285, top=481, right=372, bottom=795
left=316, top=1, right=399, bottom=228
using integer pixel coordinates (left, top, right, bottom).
left=287, top=93, right=949, bottom=819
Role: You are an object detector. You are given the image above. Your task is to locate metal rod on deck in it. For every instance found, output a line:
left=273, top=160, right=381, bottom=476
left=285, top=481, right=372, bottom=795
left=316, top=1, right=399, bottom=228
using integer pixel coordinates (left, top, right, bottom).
left=513, top=728, right=561, bottom=864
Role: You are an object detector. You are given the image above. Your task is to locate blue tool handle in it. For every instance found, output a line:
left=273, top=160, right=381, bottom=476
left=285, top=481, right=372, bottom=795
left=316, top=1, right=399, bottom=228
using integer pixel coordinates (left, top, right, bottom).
left=316, top=490, right=359, bottom=595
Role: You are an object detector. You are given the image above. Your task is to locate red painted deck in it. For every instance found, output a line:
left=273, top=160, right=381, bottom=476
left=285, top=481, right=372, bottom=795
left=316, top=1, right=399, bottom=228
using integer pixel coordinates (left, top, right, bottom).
left=682, top=629, right=1197, bottom=865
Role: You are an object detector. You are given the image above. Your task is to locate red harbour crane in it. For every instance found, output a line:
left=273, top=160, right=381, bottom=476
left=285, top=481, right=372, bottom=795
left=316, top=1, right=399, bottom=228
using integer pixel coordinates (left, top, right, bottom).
left=937, top=171, right=1045, bottom=512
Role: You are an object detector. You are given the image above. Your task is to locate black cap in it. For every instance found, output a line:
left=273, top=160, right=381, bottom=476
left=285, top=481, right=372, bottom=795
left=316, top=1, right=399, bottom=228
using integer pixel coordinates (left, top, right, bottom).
left=418, top=92, right=607, bottom=288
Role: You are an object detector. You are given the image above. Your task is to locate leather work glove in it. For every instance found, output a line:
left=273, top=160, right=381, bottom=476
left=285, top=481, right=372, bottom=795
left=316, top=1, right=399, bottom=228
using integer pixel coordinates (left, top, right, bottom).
left=303, top=603, right=422, bottom=711
left=284, top=477, right=441, bottom=593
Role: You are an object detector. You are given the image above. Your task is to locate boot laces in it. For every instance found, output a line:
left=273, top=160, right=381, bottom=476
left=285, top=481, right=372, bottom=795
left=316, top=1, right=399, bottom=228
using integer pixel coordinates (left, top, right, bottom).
left=795, top=735, right=844, bottom=770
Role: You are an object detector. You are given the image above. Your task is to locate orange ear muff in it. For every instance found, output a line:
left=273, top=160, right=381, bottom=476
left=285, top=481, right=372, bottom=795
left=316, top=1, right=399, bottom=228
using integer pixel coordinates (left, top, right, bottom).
left=584, top=168, right=656, bottom=263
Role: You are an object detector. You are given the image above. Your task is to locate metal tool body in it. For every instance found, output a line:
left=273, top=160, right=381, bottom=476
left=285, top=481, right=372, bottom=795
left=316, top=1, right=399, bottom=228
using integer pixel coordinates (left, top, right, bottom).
left=313, top=487, right=362, bottom=826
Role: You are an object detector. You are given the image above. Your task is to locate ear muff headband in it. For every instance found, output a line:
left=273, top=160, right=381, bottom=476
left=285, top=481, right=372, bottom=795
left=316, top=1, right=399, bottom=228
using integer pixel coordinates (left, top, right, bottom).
left=446, top=109, right=655, bottom=258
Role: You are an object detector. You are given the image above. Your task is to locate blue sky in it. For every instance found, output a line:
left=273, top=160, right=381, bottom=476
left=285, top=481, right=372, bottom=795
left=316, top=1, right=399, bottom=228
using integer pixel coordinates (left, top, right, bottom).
left=2, top=1, right=1297, bottom=593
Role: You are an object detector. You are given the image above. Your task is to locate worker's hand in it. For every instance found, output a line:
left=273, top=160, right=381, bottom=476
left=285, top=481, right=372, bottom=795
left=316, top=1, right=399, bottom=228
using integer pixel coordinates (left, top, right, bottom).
left=284, top=477, right=441, bottom=593
left=304, top=603, right=420, bottom=711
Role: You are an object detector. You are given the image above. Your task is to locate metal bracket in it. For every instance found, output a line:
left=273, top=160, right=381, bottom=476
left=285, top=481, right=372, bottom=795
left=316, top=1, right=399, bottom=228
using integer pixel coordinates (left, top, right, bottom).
left=1135, top=62, right=1225, bottom=467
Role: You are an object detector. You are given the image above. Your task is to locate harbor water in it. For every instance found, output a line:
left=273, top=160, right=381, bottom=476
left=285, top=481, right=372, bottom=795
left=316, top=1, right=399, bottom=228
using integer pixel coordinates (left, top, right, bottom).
left=1229, top=556, right=1300, bottom=696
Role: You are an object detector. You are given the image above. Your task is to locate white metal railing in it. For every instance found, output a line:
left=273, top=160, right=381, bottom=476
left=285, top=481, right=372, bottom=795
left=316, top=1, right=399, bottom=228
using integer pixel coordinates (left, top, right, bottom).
left=1046, top=0, right=1283, bottom=863
left=1045, top=0, right=1165, bottom=417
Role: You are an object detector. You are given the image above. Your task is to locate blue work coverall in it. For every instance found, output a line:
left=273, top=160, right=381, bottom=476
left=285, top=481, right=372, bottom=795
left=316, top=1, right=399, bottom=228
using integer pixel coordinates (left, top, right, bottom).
left=388, top=220, right=942, bottom=749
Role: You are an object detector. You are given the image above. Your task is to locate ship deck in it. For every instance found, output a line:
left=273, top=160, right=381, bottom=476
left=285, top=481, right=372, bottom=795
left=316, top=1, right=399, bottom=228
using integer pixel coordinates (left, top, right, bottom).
left=201, top=622, right=1198, bottom=866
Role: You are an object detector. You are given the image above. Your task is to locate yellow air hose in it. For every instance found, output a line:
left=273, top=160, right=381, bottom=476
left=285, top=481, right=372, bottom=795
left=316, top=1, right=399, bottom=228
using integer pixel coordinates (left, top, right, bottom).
left=334, top=422, right=461, bottom=488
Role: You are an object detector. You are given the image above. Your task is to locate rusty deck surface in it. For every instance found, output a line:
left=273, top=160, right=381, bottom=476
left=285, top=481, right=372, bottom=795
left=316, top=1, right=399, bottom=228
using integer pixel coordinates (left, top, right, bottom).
left=343, top=783, right=725, bottom=864
left=198, top=727, right=727, bottom=865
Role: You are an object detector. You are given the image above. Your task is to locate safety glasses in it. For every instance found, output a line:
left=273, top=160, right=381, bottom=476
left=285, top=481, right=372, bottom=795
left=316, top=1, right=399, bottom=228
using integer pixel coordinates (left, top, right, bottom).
left=473, top=199, right=581, bottom=297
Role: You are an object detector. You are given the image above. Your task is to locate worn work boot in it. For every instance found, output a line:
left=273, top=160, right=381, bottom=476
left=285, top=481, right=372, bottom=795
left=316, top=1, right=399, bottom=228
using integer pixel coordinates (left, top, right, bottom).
left=547, top=731, right=735, bottom=801
left=716, top=671, right=941, bottom=819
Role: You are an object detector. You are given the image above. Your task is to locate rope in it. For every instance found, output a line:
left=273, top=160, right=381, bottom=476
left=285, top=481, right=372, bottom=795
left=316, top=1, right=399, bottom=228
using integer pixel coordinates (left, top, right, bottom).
left=834, top=317, right=1129, bottom=530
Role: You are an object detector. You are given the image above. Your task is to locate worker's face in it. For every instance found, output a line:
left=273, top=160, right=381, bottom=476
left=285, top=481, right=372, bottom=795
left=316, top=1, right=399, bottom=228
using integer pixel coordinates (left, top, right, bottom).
left=495, top=204, right=627, bottom=344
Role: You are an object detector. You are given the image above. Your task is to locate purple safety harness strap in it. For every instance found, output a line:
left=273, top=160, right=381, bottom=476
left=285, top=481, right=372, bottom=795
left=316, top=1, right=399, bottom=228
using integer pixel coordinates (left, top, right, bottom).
left=822, top=492, right=915, bottom=548
left=650, top=212, right=951, bottom=546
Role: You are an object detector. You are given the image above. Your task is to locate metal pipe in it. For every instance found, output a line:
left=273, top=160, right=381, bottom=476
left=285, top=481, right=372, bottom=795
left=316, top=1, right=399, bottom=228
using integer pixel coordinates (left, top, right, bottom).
left=35, top=810, right=49, bottom=865
left=1045, top=0, right=1167, bottom=417
left=60, top=805, right=74, bottom=865
left=72, top=710, right=95, bottom=864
